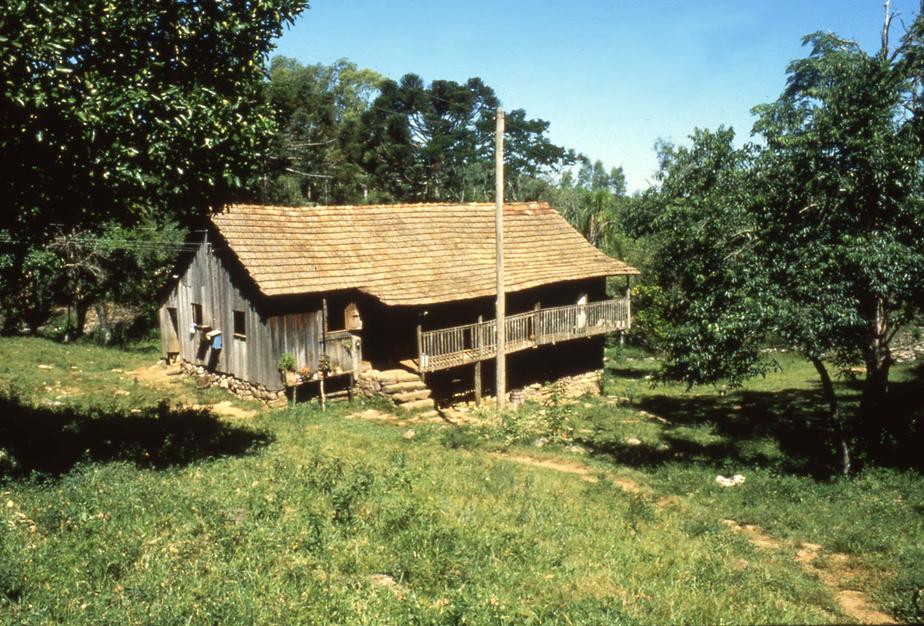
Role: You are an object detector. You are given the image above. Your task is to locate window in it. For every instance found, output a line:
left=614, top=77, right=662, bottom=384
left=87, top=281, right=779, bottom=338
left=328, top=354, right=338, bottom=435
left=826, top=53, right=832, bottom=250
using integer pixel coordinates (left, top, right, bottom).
left=191, top=303, right=203, bottom=327
left=233, top=310, right=246, bottom=338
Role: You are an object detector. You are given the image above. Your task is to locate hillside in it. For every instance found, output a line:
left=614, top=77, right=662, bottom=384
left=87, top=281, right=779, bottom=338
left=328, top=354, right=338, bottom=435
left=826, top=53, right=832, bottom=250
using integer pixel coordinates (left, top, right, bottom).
left=0, top=337, right=922, bottom=624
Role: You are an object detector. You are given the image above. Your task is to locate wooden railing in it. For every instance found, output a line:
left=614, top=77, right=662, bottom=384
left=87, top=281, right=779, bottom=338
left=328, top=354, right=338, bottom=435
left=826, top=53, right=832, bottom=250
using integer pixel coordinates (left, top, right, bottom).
left=417, top=297, right=630, bottom=372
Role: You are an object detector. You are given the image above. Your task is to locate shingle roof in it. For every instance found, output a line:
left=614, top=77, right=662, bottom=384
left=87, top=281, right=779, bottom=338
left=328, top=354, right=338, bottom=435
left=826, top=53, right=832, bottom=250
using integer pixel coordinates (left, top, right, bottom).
left=211, top=202, right=639, bottom=306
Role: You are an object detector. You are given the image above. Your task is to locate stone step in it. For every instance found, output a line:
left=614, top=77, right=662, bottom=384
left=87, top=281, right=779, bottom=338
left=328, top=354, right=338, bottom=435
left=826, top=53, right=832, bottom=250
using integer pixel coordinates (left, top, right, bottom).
left=419, top=409, right=439, bottom=419
left=373, top=369, right=421, bottom=384
left=397, top=398, right=435, bottom=413
left=392, top=389, right=432, bottom=403
left=382, top=381, right=427, bottom=394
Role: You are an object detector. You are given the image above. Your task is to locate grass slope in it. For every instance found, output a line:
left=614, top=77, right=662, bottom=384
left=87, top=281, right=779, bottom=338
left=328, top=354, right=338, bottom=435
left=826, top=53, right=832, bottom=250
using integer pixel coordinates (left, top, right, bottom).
left=0, top=338, right=922, bottom=624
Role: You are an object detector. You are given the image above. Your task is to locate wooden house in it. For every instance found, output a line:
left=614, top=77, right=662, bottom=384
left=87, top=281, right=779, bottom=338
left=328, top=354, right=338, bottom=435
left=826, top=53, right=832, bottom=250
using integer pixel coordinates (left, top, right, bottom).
left=158, top=202, right=639, bottom=404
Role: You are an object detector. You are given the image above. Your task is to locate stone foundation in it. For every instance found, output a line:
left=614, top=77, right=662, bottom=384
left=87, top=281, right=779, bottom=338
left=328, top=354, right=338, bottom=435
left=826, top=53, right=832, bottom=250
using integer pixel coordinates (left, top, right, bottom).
left=354, top=370, right=387, bottom=397
left=176, top=359, right=602, bottom=410
left=178, top=360, right=286, bottom=404
left=515, top=370, right=603, bottom=404
left=356, top=368, right=602, bottom=406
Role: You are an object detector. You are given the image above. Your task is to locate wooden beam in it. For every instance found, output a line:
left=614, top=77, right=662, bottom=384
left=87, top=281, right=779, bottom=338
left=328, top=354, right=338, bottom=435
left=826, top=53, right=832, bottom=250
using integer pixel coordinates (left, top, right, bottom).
left=495, top=107, right=506, bottom=414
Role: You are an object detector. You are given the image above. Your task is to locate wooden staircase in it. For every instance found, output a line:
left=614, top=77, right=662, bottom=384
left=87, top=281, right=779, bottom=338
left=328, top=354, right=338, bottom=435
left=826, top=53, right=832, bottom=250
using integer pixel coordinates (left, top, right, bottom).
left=370, top=368, right=436, bottom=414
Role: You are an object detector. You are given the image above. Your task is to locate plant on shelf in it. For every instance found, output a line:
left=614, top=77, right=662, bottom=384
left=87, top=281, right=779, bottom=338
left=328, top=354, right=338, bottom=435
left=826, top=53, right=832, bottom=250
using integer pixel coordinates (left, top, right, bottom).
left=318, top=354, right=331, bottom=374
left=278, top=352, right=297, bottom=386
left=278, top=352, right=296, bottom=372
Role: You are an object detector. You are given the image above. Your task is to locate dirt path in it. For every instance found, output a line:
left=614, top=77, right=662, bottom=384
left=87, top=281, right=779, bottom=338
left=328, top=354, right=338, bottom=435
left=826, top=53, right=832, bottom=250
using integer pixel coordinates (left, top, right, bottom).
left=490, top=452, right=646, bottom=496
left=722, top=519, right=896, bottom=624
left=189, top=400, right=258, bottom=420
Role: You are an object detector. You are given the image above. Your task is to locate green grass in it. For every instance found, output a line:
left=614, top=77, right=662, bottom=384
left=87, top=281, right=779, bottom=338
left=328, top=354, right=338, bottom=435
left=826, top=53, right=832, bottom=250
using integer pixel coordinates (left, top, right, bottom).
left=1, top=337, right=922, bottom=624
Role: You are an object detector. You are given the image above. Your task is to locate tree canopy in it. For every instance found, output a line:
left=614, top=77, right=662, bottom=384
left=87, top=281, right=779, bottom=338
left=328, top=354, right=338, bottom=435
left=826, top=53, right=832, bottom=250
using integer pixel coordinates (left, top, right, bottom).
left=0, top=0, right=308, bottom=334
left=262, top=56, right=383, bottom=204
left=633, top=18, right=924, bottom=473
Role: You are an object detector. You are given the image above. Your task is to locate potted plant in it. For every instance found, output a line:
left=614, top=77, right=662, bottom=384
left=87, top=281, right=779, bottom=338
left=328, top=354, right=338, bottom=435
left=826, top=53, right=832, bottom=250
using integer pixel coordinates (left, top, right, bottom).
left=318, top=354, right=331, bottom=375
left=278, top=352, right=297, bottom=386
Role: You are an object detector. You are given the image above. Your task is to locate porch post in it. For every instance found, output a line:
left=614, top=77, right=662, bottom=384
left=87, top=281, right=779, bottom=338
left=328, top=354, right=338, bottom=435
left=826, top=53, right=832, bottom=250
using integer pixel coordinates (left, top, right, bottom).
left=626, top=276, right=632, bottom=330
left=417, top=323, right=425, bottom=385
left=474, top=315, right=483, bottom=405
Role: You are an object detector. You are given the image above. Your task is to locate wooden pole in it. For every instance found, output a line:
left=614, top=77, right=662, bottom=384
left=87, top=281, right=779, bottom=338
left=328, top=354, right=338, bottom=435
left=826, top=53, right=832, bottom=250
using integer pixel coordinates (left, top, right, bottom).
left=621, top=276, right=630, bottom=347
left=495, top=108, right=506, bottom=413
left=474, top=315, right=483, bottom=405
left=625, top=276, right=632, bottom=330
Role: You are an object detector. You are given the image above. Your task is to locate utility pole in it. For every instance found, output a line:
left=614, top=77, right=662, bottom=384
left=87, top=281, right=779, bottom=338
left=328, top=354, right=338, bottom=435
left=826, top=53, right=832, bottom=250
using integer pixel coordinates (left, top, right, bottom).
left=495, top=108, right=506, bottom=413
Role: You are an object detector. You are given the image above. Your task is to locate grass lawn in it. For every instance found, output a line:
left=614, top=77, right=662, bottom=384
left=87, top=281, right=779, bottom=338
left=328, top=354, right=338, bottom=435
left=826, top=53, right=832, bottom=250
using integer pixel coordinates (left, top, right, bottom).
left=0, top=337, right=922, bottom=624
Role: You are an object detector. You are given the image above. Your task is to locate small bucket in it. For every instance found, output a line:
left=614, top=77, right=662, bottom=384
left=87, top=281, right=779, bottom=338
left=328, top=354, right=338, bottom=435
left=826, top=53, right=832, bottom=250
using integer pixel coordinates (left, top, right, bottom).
left=509, top=389, right=524, bottom=407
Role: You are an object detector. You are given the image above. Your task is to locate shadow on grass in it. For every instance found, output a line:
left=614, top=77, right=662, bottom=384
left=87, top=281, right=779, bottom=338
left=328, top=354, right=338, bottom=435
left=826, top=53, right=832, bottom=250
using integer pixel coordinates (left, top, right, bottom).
left=604, top=367, right=651, bottom=380
left=0, top=395, right=271, bottom=479
left=582, top=365, right=924, bottom=479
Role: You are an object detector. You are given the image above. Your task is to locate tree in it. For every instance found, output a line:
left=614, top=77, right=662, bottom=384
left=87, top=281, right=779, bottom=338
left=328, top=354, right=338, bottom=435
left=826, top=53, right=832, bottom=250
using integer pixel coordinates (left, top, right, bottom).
left=634, top=11, right=924, bottom=473
left=262, top=56, right=383, bottom=204
left=628, top=128, right=769, bottom=387
left=751, top=27, right=924, bottom=452
left=545, top=158, right=634, bottom=256
left=359, top=74, right=573, bottom=202
left=0, top=0, right=308, bottom=332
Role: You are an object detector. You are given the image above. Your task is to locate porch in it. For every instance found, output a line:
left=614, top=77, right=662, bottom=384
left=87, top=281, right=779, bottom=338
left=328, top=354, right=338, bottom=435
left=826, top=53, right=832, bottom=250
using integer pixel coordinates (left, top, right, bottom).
left=414, top=297, right=630, bottom=373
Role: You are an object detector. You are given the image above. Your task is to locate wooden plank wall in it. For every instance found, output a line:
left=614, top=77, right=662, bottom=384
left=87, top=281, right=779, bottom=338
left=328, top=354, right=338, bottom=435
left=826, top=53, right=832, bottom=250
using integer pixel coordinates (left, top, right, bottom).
left=159, top=238, right=281, bottom=390
left=266, top=311, right=322, bottom=381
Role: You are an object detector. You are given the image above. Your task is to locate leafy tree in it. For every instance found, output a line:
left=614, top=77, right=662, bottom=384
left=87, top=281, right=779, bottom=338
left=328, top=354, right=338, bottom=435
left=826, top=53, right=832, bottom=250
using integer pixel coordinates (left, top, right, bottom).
left=635, top=15, right=924, bottom=473
left=262, top=56, right=383, bottom=204
left=628, top=128, right=768, bottom=387
left=0, top=0, right=308, bottom=332
left=751, top=27, right=924, bottom=451
left=545, top=158, right=634, bottom=257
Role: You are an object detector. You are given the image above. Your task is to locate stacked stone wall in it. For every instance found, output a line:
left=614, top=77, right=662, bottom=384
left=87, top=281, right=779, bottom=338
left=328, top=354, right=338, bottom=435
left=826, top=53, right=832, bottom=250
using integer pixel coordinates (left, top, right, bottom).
left=178, top=360, right=286, bottom=404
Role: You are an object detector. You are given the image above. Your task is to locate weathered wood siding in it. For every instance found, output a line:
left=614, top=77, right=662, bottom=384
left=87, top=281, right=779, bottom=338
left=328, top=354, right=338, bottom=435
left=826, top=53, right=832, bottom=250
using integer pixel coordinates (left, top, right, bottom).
left=266, top=311, right=321, bottom=379
left=159, top=238, right=279, bottom=389
left=159, top=239, right=363, bottom=391
left=266, top=310, right=360, bottom=378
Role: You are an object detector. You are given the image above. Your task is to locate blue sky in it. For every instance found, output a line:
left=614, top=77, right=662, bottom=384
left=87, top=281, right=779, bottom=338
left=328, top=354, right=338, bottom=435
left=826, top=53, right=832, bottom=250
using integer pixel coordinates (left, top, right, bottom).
left=274, top=0, right=919, bottom=191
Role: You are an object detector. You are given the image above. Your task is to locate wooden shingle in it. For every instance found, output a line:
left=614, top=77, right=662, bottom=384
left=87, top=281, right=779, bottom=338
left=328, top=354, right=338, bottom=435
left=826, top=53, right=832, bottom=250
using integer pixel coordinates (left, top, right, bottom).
left=211, top=202, right=639, bottom=306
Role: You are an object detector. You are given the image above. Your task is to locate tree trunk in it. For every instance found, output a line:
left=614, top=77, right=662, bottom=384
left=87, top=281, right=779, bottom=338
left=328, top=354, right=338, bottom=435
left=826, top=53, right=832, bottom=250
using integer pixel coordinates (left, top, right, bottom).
left=73, top=299, right=90, bottom=338
left=859, top=295, right=892, bottom=450
left=94, top=302, right=113, bottom=345
left=810, top=356, right=851, bottom=476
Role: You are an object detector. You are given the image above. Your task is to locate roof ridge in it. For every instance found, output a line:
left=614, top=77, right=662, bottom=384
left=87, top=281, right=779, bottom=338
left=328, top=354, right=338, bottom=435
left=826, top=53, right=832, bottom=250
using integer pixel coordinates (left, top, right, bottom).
left=222, top=201, right=550, bottom=212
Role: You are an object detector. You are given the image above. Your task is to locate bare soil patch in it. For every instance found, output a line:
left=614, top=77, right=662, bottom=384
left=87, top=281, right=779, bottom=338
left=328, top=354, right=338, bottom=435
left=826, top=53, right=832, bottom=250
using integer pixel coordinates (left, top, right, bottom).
left=494, top=453, right=600, bottom=483
left=491, top=453, right=646, bottom=496
left=720, top=519, right=782, bottom=550
left=796, top=542, right=897, bottom=625
left=347, top=408, right=442, bottom=427
left=127, top=362, right=259, bottom=420
left=127, top=362, right=183, bottom=386
left=190, top=400, right=258, bottom=420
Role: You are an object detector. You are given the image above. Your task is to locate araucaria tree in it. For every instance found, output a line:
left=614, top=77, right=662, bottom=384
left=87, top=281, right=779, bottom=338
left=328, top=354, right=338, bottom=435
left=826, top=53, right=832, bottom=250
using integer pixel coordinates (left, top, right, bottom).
left=359, top=74, right=573, bottom=202
left=636, top=10, right=924, bottom=474
left=0, top=0, right=308, bottom=333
